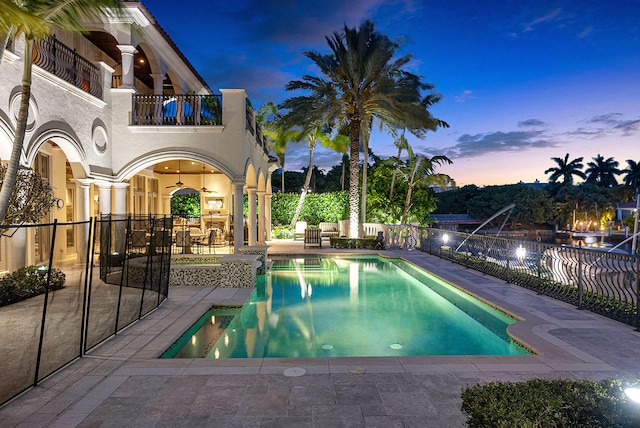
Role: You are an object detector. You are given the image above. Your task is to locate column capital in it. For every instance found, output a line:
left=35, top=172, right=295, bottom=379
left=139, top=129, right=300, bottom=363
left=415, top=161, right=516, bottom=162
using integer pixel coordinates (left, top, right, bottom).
left=116, top=44, right=138, bottom=55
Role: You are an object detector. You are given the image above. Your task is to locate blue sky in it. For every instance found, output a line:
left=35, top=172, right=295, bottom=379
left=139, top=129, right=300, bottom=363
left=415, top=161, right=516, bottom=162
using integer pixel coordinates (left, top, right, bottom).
left=148, top=0, right=640, bottom=186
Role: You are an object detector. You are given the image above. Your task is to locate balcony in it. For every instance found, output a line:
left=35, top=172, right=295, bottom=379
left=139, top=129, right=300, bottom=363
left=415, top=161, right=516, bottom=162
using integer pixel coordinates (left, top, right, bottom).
left=131, top=94, right=222, bottom=126
left=32, top=35, right=102, bottom=99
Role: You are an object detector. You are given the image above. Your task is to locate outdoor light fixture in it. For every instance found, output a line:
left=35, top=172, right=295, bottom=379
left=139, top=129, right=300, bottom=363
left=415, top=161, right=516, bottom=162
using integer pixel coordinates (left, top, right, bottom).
left=584, top=235, right=597, bottom=245
left=516, top=245, right=526, bottom=260
left=625, top=387, right=640, bottom=403
left=37, top=266, right=48, bottom=276
left=443, top=234, right=449, bottom=244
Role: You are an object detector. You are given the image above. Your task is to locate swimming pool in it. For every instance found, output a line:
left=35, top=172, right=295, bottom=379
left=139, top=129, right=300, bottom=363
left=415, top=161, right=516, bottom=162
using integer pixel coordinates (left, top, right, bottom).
left=162, top=256, right=530, bottom=358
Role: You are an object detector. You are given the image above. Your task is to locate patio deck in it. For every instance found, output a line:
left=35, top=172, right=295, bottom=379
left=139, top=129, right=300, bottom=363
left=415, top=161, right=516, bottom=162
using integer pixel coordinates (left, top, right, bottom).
left=1, top=239, right=640, bottom=427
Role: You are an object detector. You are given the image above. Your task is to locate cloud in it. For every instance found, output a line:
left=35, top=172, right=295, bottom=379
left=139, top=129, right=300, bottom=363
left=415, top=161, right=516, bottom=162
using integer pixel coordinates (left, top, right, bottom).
left=518, top=119, right=548, bottom=128
left=578, top=26, right=593, bottom=38
left=572, top=113, right=640, bottom=137
left=454, top=89, right=474, bottom=103
left=524, top=8, right=562, bottom=32
left=585, top=113, right=624, bottom=126
left=441, top=130, right=557, bottom=159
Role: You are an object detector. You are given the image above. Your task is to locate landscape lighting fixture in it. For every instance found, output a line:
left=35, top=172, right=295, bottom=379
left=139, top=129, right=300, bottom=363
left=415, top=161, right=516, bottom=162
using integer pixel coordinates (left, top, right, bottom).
left=625, top=387, right=640, bottom=403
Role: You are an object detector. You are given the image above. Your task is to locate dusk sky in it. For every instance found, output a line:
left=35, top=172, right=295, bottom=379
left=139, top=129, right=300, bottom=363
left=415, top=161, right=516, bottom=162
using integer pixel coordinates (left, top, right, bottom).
left=148, top=0, right=640, bottom=186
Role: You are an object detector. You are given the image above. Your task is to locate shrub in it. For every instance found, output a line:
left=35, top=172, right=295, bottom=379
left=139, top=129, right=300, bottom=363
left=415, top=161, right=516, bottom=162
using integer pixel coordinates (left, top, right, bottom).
left=271, top=191, right=348, bottom=226
left=0, top=266, right=66, bottom=307
left=461, top=378, right=640, bottom=428
left=272, top=225, right=294, bottom=239
left=330, top=237, right=379, bottom=249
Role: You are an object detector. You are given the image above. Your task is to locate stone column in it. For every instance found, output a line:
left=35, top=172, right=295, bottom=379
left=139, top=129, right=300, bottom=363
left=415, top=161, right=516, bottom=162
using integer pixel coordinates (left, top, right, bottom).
left=232, top=181, right=245, bottom=253
left=116, top=45, right=138, bottom=89
left=112, top=183, right=129, bottom=218
left=246, top=187, right=257, bottom=246
left=265, top=193, right=272, bottom=241
left=74, top=179, right=91, bottom=262
left=257, top=190, right=266, bottom=245
left=150, top=73, right=165, bottom=124
left=95, top=181, right=112, bottom=215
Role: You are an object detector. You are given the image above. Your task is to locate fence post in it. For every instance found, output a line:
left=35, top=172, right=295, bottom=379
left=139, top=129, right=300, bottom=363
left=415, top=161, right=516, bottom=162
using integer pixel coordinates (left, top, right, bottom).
left=577, top=242, right=583, bottom=310
left=536, top=242, right=542, bottom=291
left=635, top=255, right=640, bottom=331
left=34, top=219, right=58, bottom=386
left=505, top=242, right=511, bottom=283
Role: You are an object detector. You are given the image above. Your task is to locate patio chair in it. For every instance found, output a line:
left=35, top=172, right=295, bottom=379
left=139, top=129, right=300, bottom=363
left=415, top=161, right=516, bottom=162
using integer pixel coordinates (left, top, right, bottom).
left=202, top=228, right=218, bottom=254
left=304, top=228, right=322, bottom=248
left=294, top=221, right=307, bottom=240
left=130, top=229, right=148, bottom=253
left=175, top=229, right=192, bottom=254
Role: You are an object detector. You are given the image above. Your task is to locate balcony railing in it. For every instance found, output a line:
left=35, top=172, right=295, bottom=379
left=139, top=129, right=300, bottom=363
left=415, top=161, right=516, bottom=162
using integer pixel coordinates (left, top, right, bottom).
left=132, top=94, right=222, bottom=126
left=32, top=35, right=102, bottom=99
left=245, top=103, right=255, bottom=135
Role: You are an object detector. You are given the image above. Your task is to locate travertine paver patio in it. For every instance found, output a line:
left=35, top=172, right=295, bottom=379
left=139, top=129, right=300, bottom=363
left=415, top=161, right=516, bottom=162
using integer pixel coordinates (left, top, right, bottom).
left=1, top=239, right=640, bottom=427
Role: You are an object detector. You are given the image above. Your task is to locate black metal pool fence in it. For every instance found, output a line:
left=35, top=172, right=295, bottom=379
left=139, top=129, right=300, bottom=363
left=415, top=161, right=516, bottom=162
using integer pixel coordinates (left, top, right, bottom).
left=415, top=227, right=640, bottom=328
left=0, top=215, right=172, bottom=406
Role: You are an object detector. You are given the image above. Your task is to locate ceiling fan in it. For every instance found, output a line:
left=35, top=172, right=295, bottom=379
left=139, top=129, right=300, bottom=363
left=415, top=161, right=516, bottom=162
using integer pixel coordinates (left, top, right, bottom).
left=166, top=160, right=184, bottom=189
left=200, top=165, right=217, bottom=193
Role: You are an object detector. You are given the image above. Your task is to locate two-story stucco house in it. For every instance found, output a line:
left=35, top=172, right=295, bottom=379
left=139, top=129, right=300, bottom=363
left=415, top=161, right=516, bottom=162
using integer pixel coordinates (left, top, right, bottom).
left=0, top=1, right=278, bottom=272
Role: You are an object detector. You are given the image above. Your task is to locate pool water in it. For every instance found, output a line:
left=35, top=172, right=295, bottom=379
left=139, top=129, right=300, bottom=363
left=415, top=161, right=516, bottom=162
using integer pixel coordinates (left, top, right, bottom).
left=162, top=256, right=529, bottom=358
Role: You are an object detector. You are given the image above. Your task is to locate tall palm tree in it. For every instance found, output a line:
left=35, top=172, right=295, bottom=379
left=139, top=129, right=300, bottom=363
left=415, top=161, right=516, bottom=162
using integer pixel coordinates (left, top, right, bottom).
left=544, top=153, right=586, bottom=185
left=0, top=0, right=122, bottom=225
left=395, top=146, right=452, bottom=224
left=281, top=20, right=443, bottom=238
left=585, top=154, right=622, bottom=188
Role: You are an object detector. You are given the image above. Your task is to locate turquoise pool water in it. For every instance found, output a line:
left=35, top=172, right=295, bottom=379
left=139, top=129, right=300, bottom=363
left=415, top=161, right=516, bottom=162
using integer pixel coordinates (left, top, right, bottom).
left=162, top=256, right=529, bottom=358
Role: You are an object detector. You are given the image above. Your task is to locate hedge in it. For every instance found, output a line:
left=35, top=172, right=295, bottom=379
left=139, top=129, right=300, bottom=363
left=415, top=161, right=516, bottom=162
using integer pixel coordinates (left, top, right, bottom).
left=461, top=378, right=640, bottom=427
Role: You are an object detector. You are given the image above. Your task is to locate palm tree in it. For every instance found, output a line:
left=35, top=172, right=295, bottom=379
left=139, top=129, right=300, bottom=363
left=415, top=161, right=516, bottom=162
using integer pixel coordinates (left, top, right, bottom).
left=585, top=154, right=622, bottom=188
left=0, top=0, right=122, bottom=226
left=288, top=124, right=327, bottom=228
left=256, top=102, right=298, bottom=193
left=320, top=125, right=349, bottom=191
left=623, top=159, right=640, bottom=191
left=544, top=153, right=586, bottom=185
left=389, top=130, right=410, bottom=199
left=624, top=160, right=640, bottom=254
left=0, top=0, right=49, bottom=61
left=395, top=146, right=452, bottom=224
left=281, top=20, right=443, bottom=238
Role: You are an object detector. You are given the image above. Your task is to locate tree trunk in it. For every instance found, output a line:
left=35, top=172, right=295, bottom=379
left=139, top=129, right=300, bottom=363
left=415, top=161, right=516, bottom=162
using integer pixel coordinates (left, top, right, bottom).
left=289, top=140, right=315, bottom=228
left=340, top=153, right=347, bottom=191
left=401, top=185, right=413, bottom=224
left=360, top=137, right=368, bottom=229
left=0, top=32, right=9, bottom=64
left=389, top=146, right=402, bottom=199
left=0, top=39, right=33, bottom=225
left=348, top=119, right=361, bottom=238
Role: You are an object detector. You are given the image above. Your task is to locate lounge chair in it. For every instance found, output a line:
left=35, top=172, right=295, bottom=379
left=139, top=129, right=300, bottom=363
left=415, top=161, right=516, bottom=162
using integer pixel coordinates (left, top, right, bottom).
left=304, top=228, right=322, bottom=248
left=294, top=221, right=307, bottom=240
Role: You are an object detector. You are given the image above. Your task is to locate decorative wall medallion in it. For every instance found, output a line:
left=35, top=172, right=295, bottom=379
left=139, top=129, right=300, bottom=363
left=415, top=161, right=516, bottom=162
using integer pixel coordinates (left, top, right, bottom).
left=92, top=125, right=108, bottom=154
left=9, top=93, right=38, bottom=133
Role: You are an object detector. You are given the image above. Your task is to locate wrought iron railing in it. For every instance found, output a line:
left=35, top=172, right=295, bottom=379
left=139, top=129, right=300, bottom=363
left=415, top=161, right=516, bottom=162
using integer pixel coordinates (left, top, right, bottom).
left=413, top=227, right=640, bottom=328
left=132, top=94, right=222, bottom=126
left=246, top=102, right=255, bottom=135
left=32, top=35, right=103, bottom=99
